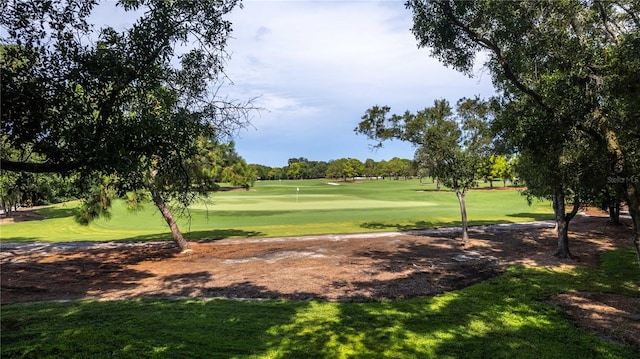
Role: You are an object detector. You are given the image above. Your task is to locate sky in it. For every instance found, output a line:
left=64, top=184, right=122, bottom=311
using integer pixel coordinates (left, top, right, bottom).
left=222, top=0, right=496, bottom=167
left=93, top=0, right=496, bottom=167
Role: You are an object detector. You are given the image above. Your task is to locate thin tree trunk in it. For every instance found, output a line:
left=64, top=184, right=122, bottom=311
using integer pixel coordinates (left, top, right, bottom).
left=552, top=188, right=579, bottom=259
left=608, top=196, right=621, bottom=225
left=625, top=182, right=640, bottom=269
left=456, top=190, right=469, bottom=244
left=148, top=170, right=192, bottom=252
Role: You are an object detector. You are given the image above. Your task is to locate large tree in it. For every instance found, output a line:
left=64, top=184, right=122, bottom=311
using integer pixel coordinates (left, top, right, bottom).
left=357, top=98, right=492, bottom=243
left=1, top=0, right=255, bottom=251
left=406, top=0, right=640, bottom=262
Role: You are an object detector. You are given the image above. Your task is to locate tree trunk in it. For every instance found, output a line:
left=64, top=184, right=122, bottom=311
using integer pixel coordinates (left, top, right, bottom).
left=489, top=180, right=493, bottom=188
left=625, top=182, right=640, bottom=269
left=552, top=188, right=579, bottom=259
left=608, top=198, right=621, bottom=225
left=148, top=170, right=192, bottom=252
left=456, top=190, right=469, bottom=244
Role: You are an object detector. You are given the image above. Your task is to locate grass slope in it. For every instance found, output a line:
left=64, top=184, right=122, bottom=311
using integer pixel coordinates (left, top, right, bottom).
left=2, top=249, right=638, bottom=358
left=0, top=179, right=553, bottom=242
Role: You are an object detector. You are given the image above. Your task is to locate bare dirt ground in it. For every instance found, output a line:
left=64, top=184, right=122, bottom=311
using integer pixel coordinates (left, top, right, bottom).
left=1, top=209, right=638, bottom=348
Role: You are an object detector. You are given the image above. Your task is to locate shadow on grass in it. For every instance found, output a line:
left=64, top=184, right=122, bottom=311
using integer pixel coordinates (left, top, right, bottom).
left=202, top=281, right=320, bottom=301
left=36, top=206, right=76, bottom=219
left=257, top=256, right=638, bottom=358
left=506, top=212, right=554, bottom=221
left=121, top=228, right=266, bottom=243
left=0, top=237, right=40, bottom=244
left=201, top=210, right=294, bottom=217
left=361, top=212, right=553, bottom=233
left=0, top=229, right=265, bottom=243
left=1, top=250, right=638, bottom=357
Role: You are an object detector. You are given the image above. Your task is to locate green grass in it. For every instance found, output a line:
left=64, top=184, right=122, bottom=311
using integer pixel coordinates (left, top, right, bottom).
left=2, top=249, right=638, bottom=358
left=0, top=179, right=553, bottom=242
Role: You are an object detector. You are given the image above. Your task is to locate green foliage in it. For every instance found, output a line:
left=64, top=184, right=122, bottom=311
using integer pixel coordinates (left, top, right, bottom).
left=478, top=155, right=511, bottom=187
left=1, top=0, right=249, bottom=175
left=325, top=158, right=365, bottom=181
left=406, top=0, right=640, bottom=259
left=0, top=146, right=80, bottom=213
left=2, top=249, right=637, bottom=358
left=1, top=0, right=256, bottom=245
left=73, top=177, right=117, bottom=225
left=358, top=98, right=492, bottom=194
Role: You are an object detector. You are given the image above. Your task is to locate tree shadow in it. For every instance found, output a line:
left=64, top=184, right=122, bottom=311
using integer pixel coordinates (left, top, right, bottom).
left=2, top=246, right=637, bottom=357
left=506, top=212, right=554, bottom=221
left=0, top=237, right=41, bottom=244
left=259, top=263, right=637, bottom=358
left=36, top=206, right=76, bottom=219
left=118, top=229, right=265, bottom=242
left=330, top=238, right=504, bottom=301
left=206, top=210, right=293, bottom=217
left=156, top=271, right=213, bottom=297
left=361, top=220, right=443, bottom=231
left=361, top=213, right=554, bottom=234
left=0, top=245, right=176, bottom=304
left=202, top=281, right=321, bottom=301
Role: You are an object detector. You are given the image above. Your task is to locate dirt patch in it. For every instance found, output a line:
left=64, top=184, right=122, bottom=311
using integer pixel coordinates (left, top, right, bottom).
left=0, top=208, right=46, bottom=224
left=549, top=292, right=640, bottom=349
left=1, top=215, right=638, bottom=346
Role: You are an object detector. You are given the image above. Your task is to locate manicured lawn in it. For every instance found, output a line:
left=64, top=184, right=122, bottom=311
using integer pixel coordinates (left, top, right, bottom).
left=2, top=249, right=638, bottom=358
left=0, top=179, right=553, bottom=242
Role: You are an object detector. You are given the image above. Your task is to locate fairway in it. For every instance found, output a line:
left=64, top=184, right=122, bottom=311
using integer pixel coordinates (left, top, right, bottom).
left=190, top=194, right=436, bottom=210
left=0, top=179, right=553, bottom=242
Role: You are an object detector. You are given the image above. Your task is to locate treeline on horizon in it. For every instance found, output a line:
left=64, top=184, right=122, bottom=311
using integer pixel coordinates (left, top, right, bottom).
left=248, top=155, right=516, bottom=185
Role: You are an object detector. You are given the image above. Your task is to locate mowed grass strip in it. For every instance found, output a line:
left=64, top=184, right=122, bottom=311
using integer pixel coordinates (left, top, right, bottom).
left=2, top=249, right=638, bottom=358
left=0, top=179, right=553, bottom=242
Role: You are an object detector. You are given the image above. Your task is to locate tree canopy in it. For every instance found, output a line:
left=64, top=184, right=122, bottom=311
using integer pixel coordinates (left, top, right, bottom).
left=1, top=0, right=252, bottom=180
left=406, top=0, right=640, bottom=261
left=357, top=98, right=493, bottom=242
left=1, top=0, right=257, bottom=251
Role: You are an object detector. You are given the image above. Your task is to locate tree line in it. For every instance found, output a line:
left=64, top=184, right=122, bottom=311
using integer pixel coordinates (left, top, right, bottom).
left=249, top=155, right=516, bottom=185
left=249, top=157, right=415, bottom=181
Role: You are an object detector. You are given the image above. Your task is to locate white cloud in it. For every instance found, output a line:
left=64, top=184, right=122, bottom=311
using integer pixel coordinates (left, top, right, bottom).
left=222, top=1, right=495, bottom=166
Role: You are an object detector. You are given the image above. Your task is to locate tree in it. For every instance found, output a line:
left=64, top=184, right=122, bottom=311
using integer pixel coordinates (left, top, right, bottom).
left=307, top=161, right=329, bottom=179
left=344, top=158, right=364, bottom=181
left=326, top=159, right=345, bottom=181
left=325, top=158, right=362, bottom=181
left=357, top=98, right=492, bottom=243
left=363, top=159, right=378, bottom=179
left=1, top=0, right=256, bottom=251
left=479, top=155, right=509, bottom=188
left=406, top=0, right=640, bottom=262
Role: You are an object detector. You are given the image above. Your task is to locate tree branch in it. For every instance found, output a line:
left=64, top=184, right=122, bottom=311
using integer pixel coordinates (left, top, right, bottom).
left=437, top=1, right=554, bottom=116
left=566, top=194, right=581, bottom=221
left=0, top=158, right=83, bottom=173
left=595, top=1, right=620, bottom=45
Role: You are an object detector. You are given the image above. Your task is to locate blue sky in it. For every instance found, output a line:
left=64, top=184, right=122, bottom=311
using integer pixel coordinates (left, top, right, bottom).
left=93, top=0, right=496, bottom=167
left=223, top=0, right=496, bottom=167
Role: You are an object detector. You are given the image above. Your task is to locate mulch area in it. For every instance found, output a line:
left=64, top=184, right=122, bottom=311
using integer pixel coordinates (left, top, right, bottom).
left=1, top=210, right=638, bottom=348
